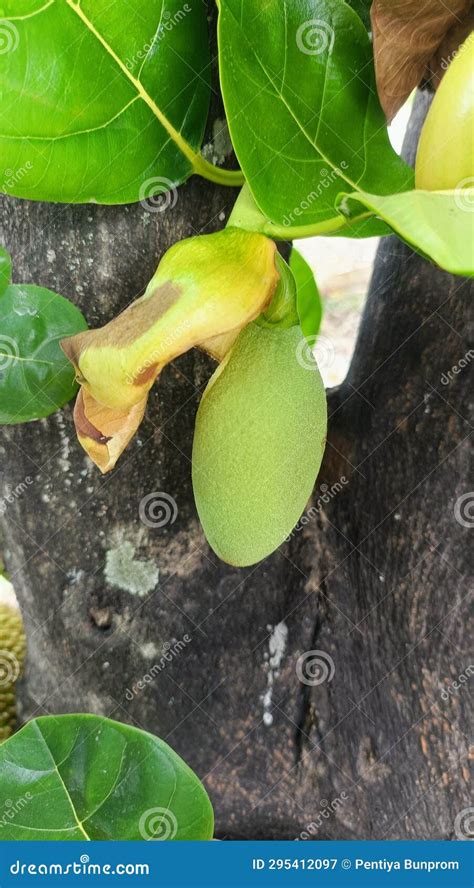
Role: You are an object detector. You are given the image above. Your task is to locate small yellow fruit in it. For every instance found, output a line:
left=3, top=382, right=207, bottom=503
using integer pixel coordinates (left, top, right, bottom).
left=416, top=33, right=474, bottom=190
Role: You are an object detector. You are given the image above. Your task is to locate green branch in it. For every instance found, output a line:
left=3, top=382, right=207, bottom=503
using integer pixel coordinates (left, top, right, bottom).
left=227, top=185, right=374, bottom=239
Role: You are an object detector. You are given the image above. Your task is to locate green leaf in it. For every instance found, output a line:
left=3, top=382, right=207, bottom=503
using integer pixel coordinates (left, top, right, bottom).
left=290, top=248, right=323, bottom=339
left=345, top=0, right=372, bottom=30
left=341, top=189, right=474, bottom=277
left=0, top=247, right=12, bottom=295
left=0, top=256, right=88, bottom=424
left=193, top=322, right=327, bottom=566
left=0, top=714, right=214, bottom=840
left=218, top=0, right=413, bottom=229
left=0, top=1, right=218, bottom=203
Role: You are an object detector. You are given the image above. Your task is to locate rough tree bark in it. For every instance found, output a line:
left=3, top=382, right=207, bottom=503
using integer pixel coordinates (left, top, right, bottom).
left=0, top=86, right=472, bottom=841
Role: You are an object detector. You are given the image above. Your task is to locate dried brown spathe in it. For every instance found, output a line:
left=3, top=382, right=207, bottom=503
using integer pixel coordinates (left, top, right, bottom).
left=371, top=0, right=474, bottom=120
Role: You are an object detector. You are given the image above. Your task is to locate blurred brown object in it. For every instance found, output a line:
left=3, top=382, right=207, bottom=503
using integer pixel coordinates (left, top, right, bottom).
left=372, top=0, right=474, bottom=120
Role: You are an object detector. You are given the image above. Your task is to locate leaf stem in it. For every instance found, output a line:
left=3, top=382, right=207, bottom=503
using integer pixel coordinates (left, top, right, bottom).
left=262, top=211, right=376, bottom=239
left=227, top=184, right=375, bottom=239
left=262, top=215, right=351, bottom=240
left=193, top=158, right=244, bottom=186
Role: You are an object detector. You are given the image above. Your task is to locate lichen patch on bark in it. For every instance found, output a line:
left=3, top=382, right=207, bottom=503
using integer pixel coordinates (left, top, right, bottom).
left=104, top=541, right=159, bottom=597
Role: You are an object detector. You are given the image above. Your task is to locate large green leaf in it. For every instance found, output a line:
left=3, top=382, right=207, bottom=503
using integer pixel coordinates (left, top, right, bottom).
left=0, top=0, right=213, bottom=203
left=218, top=0, right=413, bottom=229
left=0, top=252, right=88, bottom=423
left=341, top=189, right=474, bottom=277
left=290, top=248, right=323, bottom=339
left=0, top=714, right=214, bottom=840
left=193, top=322, right=327, bottom=566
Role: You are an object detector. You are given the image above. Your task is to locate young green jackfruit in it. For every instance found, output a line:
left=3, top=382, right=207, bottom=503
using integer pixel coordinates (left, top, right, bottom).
left=0, top=585, right=26, bottom=742
left=192, top=322, right=327, bottom=566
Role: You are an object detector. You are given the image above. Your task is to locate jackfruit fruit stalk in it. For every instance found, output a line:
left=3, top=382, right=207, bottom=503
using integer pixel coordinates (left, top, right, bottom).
left=0, top=575, right=26, bottom=742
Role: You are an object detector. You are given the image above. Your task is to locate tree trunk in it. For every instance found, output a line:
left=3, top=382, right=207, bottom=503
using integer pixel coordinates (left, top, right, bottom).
left=0, top=89, right=472, bottom=841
